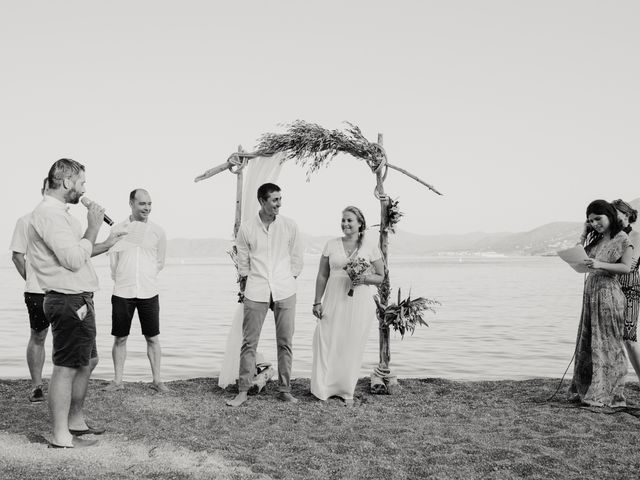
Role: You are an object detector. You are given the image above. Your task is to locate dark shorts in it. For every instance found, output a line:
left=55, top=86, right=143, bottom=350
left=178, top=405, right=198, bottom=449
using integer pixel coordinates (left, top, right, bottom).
left=44, top=292, right=97, bottom=368
left=111, top=295, right=160, bottom=338
left=24, top=293, right=49, bottom=332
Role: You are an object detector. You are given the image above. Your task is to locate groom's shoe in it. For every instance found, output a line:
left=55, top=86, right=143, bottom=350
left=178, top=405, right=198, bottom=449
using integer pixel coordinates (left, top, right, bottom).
left=276, top=392, right=299, bottom=403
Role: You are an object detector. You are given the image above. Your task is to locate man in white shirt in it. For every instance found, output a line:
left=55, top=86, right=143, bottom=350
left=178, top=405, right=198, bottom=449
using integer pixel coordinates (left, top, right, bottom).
left=10, top=178, right=50, bottom=403
left=227, top=183, right=303, bottom=407
left=28, top=158, right=124, bottom=448
left=105, top=189, right=168, bottom=393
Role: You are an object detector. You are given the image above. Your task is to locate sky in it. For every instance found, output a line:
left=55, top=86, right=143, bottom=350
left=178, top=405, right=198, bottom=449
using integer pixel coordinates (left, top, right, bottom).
left=1, top=1, right=639, bottom=246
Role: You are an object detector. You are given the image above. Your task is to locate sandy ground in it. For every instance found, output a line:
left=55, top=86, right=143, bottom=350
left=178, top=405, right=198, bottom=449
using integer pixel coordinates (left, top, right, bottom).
left=2, top=377, right=640, bottom=479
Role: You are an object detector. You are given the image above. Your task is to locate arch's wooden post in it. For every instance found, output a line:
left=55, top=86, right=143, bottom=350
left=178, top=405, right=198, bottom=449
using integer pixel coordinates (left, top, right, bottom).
left=233, top=145, right=244, bottom=238
left=371, top=133, right=398, bottom=394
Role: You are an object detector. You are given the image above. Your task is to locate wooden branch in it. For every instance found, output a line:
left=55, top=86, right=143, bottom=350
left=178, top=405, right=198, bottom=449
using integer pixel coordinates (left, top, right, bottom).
left=194, top=152, right=263, bottom=183
left=386, top=163, right=443, bottom=196
left=194, top=161, right=233, bottom=183
left=195, top=147, right=443, bottom=199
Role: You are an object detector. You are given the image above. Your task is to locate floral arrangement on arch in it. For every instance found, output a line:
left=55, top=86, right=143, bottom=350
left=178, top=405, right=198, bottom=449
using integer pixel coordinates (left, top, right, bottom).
left=227, top=246, right=245, bottom=303
left=385, top=198, right=403, bottom=234
left=374, top=288, right=440, bottom=338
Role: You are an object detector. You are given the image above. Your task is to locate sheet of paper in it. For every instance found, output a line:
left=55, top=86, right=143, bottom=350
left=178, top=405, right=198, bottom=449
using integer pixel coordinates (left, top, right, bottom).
left=557, top=245, right=590, bottom=273
left=109, top=221, right=148, bottom=252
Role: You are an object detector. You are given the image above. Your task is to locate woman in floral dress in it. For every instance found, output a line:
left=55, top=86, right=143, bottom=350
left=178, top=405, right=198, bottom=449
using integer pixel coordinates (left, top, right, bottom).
left=310, top=206, right=385, bottom=405
left=570, top=200, right=634, bottom=407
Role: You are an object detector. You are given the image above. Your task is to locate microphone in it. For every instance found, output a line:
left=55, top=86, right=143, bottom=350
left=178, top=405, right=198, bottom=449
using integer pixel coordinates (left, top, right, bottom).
left=81, top=197, right=114, bottom=226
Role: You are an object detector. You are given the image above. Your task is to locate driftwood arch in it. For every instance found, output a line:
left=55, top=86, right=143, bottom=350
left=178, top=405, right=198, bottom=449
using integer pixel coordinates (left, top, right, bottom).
left=195, top=121, right=441, bottom=394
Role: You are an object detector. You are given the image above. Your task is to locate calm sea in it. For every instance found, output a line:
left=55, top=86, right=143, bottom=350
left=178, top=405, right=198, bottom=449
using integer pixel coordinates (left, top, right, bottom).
left=0, top=255, right=617, bottom=382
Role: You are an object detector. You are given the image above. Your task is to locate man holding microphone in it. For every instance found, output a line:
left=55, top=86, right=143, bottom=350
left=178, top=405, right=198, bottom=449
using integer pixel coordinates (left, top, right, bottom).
left=28, top=158, right=124, bottom=448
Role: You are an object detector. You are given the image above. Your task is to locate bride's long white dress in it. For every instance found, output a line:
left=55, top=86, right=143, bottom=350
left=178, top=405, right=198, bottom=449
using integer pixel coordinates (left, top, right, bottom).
left=311, top=237, right=381, bottom=401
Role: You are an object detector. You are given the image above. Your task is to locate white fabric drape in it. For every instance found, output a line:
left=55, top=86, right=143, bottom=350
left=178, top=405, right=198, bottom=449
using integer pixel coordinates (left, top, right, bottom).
left=217, top=153, right=284, bottom=388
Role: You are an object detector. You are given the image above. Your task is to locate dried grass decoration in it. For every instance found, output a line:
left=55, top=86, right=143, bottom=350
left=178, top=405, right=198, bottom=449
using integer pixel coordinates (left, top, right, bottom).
left=374, top=288, right=439, bottom=339
left=255, top=120, right=386, bottom=178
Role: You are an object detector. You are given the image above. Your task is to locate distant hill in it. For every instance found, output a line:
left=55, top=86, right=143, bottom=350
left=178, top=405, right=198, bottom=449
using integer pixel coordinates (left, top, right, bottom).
left=165, top=223, right=582, bottom=258
left=5, top=199, right=636, bottom=262
left=167, top=233, right=333, bottom=259
left=167, top=238, right=233, bottom=258
left=166, top=197, right=639, bottom=258
left=461, top=222, right=583, bottom=256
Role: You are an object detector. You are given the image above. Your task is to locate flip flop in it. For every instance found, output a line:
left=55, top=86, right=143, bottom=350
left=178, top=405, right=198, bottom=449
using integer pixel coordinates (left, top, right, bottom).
left=48, top=443, right=73, bottom=449
left=48, top=437, right=98, bottom=448
left=69, top=425, right=106, bottom=436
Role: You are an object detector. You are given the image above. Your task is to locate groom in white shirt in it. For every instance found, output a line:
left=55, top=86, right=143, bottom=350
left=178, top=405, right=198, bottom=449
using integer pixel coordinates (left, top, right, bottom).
left=227, top=183, right=303, bottom=407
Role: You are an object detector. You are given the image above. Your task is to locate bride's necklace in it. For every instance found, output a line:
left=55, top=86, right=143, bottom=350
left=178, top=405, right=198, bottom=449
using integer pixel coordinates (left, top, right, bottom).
left=343, top=239, right=357, bottom=257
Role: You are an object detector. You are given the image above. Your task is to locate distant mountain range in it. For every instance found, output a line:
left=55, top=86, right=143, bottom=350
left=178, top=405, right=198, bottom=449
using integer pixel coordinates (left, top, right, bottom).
left=167, top=223, right=581, bottom=258
left=168, top=198, right=640, bottom=258
left=5, top=199, right=637, bottom=262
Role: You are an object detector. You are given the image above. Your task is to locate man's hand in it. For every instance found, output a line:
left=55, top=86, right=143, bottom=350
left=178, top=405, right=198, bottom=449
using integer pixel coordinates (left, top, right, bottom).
left=86, top=202, right=105, bottom=230
left=103, top=229, right=128, bottom=249
left=11, top=252, right=27, bottom=281
left=91, top=225, right=127, bottom=257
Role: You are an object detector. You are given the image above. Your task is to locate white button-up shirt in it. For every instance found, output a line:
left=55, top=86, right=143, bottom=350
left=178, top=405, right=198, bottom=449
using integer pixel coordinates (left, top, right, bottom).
left=27, top=195, right=99, bottom=294
left=236, top=214, right=303, bottom=302
left=109, top=218, right=166, bottom=299
left=10, top=212, right=44, bottom=294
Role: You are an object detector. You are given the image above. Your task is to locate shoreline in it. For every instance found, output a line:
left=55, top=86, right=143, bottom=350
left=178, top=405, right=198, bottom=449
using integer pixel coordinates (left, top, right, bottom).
left=2, top=377, right=640, bottom=479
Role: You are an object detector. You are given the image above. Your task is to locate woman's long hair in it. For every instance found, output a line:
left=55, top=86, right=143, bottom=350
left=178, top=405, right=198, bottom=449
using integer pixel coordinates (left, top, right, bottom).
left=343, top=206, right=367, bottom=251
left=584, top=199, right=624, bottom=254
left=612, top=199, right=638, bottom=234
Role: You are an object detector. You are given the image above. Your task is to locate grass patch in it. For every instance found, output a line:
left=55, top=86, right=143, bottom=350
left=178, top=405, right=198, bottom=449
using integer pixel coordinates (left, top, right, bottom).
left=2, top=377, right=640, bottom=479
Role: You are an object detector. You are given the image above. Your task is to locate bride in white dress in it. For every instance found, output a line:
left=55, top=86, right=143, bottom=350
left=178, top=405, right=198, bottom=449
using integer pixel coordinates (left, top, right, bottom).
left=310, top=206, right=385, bottom=404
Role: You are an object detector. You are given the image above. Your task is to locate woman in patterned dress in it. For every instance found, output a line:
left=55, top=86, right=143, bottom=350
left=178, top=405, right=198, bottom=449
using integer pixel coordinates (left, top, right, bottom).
left=612, top=199, right=640, bottom=383
left=570, top=200, right=634, bottom=407
left=310, top=206, right=385, bottom=405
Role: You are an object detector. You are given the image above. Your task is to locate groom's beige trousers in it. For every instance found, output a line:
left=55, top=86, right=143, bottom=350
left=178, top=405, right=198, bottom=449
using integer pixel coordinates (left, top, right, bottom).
left=238, top=294, right=296, bottom=393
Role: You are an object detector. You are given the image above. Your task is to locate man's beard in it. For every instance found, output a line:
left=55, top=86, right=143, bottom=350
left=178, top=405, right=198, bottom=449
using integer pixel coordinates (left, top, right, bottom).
left=65, top=189, right=82, bottom=204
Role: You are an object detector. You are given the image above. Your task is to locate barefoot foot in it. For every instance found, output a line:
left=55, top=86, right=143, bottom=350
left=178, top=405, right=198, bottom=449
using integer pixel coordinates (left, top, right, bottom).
left=276, top=392, right=299, bottom=403
left=226, top=392, right=248, bottom=407
left=150, top=382, right=169, bottom=393
left=103, top=381, right=124, bottom=392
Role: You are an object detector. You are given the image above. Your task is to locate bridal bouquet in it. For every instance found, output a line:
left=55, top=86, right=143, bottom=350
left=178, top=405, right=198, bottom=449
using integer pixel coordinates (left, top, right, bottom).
left=343, top=257, right=371, bottom=297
